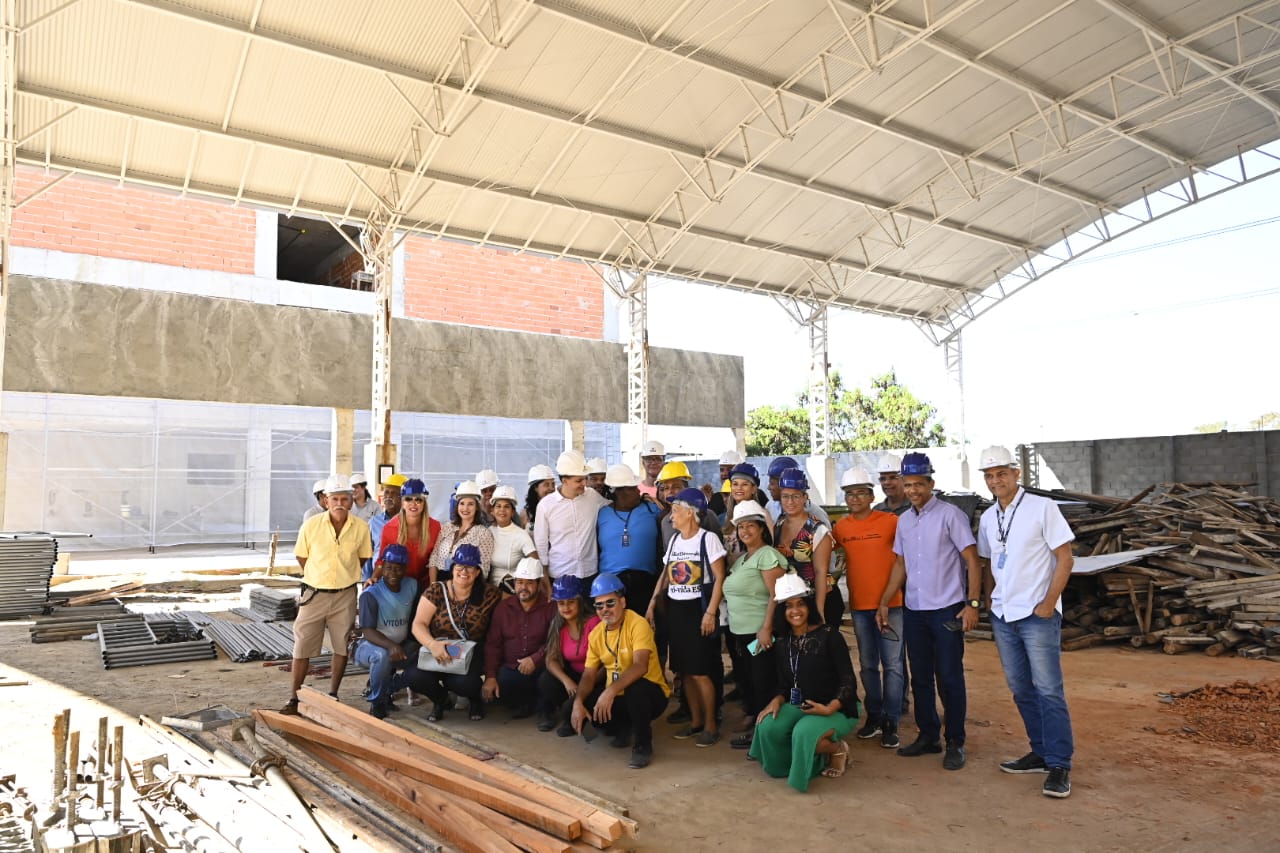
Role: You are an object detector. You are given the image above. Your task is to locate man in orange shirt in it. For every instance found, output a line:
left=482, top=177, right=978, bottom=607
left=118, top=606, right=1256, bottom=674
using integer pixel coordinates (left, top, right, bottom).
left=833, top=467, right=905, bottom=749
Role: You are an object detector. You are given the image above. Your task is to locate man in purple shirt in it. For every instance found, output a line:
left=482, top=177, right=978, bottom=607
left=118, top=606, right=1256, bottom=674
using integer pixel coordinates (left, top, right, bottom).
left=878, top=453, right=981, bottom=771
left=483, top=557, right=555, bottom=721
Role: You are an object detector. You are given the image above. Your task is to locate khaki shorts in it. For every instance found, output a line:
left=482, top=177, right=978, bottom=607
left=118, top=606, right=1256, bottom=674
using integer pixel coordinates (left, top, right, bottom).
left=292, top=585, right=357, bottom=659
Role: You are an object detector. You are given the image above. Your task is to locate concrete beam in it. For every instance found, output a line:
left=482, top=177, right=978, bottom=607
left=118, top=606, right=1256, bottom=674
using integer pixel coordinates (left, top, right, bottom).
left=6, top=276, right=744, bottom=429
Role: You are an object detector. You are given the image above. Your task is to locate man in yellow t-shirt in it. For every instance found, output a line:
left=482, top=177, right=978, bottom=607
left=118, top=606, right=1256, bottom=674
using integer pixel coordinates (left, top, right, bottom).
left=572, top=574, right=670, bottom=769
left=833, top=467, right=905, bottom=748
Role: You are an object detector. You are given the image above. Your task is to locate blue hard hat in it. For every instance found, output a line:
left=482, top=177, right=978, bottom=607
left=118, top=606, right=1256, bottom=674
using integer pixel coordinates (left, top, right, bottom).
left=778, top=467, right=809, bottom=492
left=400, top=478, right=428, bottom=498
left=672, top=487, right=707, bottom=514
left=589, top=573, right=625, bottom=598
left=767, top=457, right=800, bottom=479
left=900, top=453, right=935, bottom=476
left=452, top=543, right=482, bottom=568
left=729, top=462, right=760, bottom=485
left=551, top=575, right=584, bottom=601
left=380, top=543, right=409, bottom=565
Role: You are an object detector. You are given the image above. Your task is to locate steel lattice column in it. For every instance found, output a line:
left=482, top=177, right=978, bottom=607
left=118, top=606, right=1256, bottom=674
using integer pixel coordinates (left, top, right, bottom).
left=364, top=212, right=396, bottom=475
left=0, top=0, right=15, bottom=523
left=624, top=272, right=649, bottom=442
left=944, top=333, right=969, bottom=488
left=807, top=305, right=829, bottom=458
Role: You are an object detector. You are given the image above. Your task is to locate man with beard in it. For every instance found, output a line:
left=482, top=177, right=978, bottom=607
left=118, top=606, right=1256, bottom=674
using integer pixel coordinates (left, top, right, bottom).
left=483, top=557, right=555, bottom=719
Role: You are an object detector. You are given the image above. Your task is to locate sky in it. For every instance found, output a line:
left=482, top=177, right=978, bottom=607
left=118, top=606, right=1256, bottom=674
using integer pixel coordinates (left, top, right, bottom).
left=639, top=163, right=1280, bottom=457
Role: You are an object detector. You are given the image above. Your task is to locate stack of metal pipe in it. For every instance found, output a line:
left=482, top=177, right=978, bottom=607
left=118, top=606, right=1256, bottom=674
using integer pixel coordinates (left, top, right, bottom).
left=0, top=533, right=58, bottom=619
left=97, top=616, right=216, bottom=669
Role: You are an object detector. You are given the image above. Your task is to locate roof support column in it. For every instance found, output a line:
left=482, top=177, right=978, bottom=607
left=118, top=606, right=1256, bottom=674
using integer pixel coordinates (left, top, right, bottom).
left=943, top=334, right=969, bottom=488
left=806, top=304, right=836, bottom=505
left=362, top=212, right=397, bottom=486
left=625, top=271, right=649, bottom=445
left=0, top=0, right=15, bottom=525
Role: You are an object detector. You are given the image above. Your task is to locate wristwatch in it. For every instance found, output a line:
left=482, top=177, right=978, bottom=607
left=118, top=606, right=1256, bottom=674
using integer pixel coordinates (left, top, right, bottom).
left=967, top=599, right=981, bottom=609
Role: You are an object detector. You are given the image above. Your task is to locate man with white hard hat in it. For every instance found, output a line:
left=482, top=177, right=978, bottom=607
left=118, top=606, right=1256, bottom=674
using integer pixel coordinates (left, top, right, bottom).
left=586, top=458, right=609, bottom=497
left=534, top=450, right=609, bottom=583
left=708, top=450, right=744, bottom=518
left=474, top=468, right=500, bottom=523
left=483, top=556, right=555, bottom=720
left=873, top=453, right=910, bottom=516
left=303, top=479, right=327, bottom=522
left=833, top=467, right=906, bottom=749
left=976, top=445, right=1076, bottom=799
left=284, top=473, right=373, bottom=714
left=637, top=440, right=666, bottom=500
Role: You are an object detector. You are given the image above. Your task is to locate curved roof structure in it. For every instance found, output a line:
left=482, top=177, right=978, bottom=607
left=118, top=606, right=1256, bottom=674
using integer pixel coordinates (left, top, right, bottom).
left=15, top=0, right=1280, bottom=341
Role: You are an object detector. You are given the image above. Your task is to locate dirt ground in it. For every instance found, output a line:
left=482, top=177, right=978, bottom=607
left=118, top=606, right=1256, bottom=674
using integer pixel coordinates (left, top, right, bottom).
left=2, top=609, right=1278, bottom=853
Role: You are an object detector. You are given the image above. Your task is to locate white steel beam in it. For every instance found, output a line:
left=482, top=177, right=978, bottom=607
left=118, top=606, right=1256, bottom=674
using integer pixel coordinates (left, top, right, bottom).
left=943, top=334, right=969, bottom=488
left=807, top=304, right=830, bottom=458
left=0, top=0, right=13, bottom=522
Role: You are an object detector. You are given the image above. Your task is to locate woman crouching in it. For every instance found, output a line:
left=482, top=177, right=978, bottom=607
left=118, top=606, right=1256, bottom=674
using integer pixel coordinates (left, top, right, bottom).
left=749, top=573, right=858, bottom=790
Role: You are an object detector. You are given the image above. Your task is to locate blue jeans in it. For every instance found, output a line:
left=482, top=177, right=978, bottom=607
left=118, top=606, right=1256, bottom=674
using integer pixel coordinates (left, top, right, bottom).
left=903, top=603, right=967, bottom=745
left=991, top=612, right=1074, bottom=769
left=851, top=608, right=905, bottom=723
left=352, top=639, right=416, bottom=704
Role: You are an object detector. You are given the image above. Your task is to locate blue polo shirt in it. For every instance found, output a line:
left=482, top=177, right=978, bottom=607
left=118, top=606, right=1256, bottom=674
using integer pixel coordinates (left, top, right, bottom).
left=597, top=502, right=662, bottom=575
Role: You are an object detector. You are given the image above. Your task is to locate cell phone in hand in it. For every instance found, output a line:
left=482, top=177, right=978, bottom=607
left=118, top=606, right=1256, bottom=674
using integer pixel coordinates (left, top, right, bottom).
left=943, top=619, right=963, bottom=632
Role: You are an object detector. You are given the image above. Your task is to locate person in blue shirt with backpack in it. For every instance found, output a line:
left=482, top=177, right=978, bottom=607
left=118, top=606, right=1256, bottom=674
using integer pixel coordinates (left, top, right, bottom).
left=352, top=544, right=420, bottom=719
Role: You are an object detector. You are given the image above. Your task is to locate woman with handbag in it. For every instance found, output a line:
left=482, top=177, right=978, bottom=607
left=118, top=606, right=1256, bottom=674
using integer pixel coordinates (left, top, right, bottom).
left=398, top=543, right=501, bottom=722
left=429, top=480, right=495, bottom=584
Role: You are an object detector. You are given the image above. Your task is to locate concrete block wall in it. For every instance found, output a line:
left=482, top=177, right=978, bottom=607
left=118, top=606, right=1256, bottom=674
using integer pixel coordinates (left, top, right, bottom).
left=402, top=236, right=604, bottom=339
left=1036, top=430, right=1278, bottom=499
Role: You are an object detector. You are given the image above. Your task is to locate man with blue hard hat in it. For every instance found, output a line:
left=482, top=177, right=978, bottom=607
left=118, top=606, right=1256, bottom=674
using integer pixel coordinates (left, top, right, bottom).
left=571, top=573, right=671, bottom=769
left=877, top=452, right=981, bottom=771
left=352, top=543, right=419, bottom=718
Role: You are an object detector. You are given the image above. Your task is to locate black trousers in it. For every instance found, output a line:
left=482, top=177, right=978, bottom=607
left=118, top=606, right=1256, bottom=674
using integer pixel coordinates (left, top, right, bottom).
left=729, top=632, right=777, bottom=717
left=581, top=678, right=668, bottom=749
left=618, top=570, right=658, bottom=616
left=536, top=664, right=583, bottom=717
left=399, top=647, right=485, bottom=705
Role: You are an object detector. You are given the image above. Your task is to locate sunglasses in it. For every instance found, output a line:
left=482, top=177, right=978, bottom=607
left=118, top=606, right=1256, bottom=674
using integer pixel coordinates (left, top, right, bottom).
left=402, top=496, right=426, bottom=503
left=593, top=598, right=620, bottom=611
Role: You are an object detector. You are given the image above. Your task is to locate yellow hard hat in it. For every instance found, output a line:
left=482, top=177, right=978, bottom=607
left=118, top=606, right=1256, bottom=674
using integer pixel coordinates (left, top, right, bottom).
left=657, top=460, right=691, bottom=482
left=720, top=479, right=731, bottom=493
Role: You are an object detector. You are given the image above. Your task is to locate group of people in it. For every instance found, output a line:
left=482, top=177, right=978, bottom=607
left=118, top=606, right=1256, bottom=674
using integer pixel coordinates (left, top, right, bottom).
left=283, top=442, right=1077, bottom=797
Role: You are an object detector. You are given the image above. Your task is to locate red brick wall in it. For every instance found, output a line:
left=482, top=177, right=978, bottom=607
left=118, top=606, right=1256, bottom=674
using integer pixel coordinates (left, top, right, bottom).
left=12, top=166, right=256, bottom=273
left=403, top=236, right=604, bottom=339
left=322, top=249, right=365, bottom=289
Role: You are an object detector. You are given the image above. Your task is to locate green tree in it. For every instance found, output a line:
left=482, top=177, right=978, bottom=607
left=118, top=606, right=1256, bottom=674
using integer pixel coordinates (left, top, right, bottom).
left=746, top=369, right=946, bottom=456
left=1193, top=421, right=1227, bottom=433
left=1250, top=412, right=1280, bottom=431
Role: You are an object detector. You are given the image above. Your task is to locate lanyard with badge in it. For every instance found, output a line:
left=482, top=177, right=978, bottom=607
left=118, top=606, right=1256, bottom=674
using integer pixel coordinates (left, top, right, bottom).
left=604, top=623, right=622, bottom=682
left=995, top=491, right=1026, bottom=569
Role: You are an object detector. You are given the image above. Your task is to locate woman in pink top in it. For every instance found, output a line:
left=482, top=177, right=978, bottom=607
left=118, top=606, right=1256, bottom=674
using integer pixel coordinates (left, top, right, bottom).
left=537, top=576, right=600, bottom=735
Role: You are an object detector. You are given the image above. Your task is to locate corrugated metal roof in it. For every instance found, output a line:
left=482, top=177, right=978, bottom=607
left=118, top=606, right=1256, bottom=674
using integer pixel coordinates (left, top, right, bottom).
left=15, top=0, right=1280, bottom=339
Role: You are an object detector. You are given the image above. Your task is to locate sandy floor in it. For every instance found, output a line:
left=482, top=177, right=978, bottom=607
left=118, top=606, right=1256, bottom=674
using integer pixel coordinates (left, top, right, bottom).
left=1, top=616, right=1277, bottom=853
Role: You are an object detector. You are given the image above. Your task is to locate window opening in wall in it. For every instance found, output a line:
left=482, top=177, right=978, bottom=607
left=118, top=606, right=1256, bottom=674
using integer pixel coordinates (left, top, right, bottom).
left=276, top=214, right=368, bottom=289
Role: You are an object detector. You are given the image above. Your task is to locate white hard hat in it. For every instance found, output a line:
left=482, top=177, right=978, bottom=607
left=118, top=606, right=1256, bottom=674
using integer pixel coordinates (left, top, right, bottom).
left=978, top=445, right=1020, bottom=471
left=527, top=464, right=555, bottom=484
left=512, top=556, right=544, bottom=580
left=311, top=479, right=327, bottom=494
left=455, top=480, right=481, bottom=499
left=555, top=450, right=591, bottom=477
left=351, top=472, right=369, bottom=486
left=490, top=485, right=519, bottom=505
left=878, top=453, right=903, bottom=474
left=731, top=501, right=768, bottom=525
left=840, top=468, right=875, bottom=490
left=718, top=450, right=744, bottom=466
left=604, top=463, right=639, bottom=488
left=323, top=473, right=354, bottom=494
left=475, top=469, right=500, bottom=490
left=586, top=457, right=608, bottom=475
left=640, top=440, right=665, bottom=457
left=773, top=573, right=811, bottom=602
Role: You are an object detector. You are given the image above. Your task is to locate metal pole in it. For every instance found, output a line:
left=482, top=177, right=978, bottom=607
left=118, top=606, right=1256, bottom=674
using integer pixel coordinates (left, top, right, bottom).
left=807, top=304, right=829, bottom=458
left=364, top=212, right=395, bottom=475
left=625, top=271, right=649, bottom=446
left=944, top=333, right=969, bottom=488
left=0, top=0, right=15, bottom=525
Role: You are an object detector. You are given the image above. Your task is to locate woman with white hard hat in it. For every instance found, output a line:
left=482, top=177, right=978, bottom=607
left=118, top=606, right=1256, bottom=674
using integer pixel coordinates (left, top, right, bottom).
left=488, top=484, right=538, bottom=593
left=428, top=480, right=495, bottom=585
left=372, top=478, right=439, bottom=585
left=536, top=575, right=600, bottom=735
left=721, top=501, right=788, bottom=748
left=522, top=464, right=556, bottom=530
left=748, top=573, right=858, bottom=790
left=774, top=467, right=840, bottom=630
left=475, top=469, right=500, bottom=523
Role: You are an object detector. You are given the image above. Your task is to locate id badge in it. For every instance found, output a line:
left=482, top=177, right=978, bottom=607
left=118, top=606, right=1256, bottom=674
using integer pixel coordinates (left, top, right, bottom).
left=998, top=551, right=1007, bottom=569
left=611, top=670, right=620, bottom=683
left=789, top=687, right=803, bottom=706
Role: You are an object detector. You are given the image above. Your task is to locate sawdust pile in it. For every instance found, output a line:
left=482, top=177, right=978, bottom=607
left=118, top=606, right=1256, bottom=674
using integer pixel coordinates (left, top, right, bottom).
left=1164, top=678, right=1280, bottom=753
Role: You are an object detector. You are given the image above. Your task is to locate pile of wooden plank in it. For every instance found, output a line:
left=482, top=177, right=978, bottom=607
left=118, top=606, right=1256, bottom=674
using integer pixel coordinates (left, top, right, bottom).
left=255, top=687, right=636, bottom=852
left=1034, top=483, right=1280, bottom=660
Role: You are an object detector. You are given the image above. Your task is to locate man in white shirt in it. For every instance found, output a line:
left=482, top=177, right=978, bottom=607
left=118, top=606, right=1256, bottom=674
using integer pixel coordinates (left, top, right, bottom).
left=976, top=446, right=1075, bottom=800
left=534, top=450, right=608, bottom=583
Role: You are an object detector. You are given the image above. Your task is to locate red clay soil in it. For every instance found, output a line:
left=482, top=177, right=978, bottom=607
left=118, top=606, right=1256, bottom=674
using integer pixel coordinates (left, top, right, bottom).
left=1162, top=678, right=1280, bottom=753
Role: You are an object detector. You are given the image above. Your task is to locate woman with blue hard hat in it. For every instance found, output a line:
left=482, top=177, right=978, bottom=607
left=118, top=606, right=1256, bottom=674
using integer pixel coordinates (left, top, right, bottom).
left=774, top=468, right=842, bottom=630
left=646, top=486, right=727, bottom=748
left=536, top=575, right=601, bottom=735
left=428, top=480, right=495, bottom=585
left=397, top=542, right=501, bottom=723
left=372, top=478, right=439, bottom=585
left=749, top=573, right=858, bottom=791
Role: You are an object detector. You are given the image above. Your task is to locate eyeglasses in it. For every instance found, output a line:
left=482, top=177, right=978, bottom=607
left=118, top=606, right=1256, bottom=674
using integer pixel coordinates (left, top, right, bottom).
left=779, top=494, right=806, bottom=502
left=879, top=475, right=900, bottom=481
left=593, top=598, right=620, bottom=611
left=453, top=564, right=480, bottom=572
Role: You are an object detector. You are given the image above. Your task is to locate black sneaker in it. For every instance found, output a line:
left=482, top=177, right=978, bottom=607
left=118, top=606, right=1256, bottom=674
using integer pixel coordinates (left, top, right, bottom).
left=628, top=745, right=653, bottom=769
left=856, top=717, right=883, bottom=740
left=943, top=741, right=966, bottom=771
left=536, top=714, right=556, bottom=732
left=666, top=706, right=692, bottom=725
left=897, top=736, right=941, bottom=757
left=556, top=720, right=575, bottom=737
left=610, top=731, right=631, bottom=749
left=879, top=720, right=900, bottom=749
left=511, top=704, right=535, bottom=720
left=1043, top=767, right=1071, bottom=798
left=369, top=701, right=390, bottom=720
left=1000, top=752, right=1049, bottom=774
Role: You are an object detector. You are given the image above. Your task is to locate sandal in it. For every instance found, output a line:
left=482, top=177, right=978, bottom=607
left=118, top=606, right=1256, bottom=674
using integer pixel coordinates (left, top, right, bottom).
left=469, top=701, right=486, bottom=721
left=730, top=731, right=754, bottom=750
left=822, top=741, right=849, bottom=778
left=426, top=703, right=445, bottom=723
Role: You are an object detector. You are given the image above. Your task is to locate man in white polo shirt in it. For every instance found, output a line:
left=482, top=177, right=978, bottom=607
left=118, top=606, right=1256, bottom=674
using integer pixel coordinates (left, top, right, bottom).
left=976, top=446, right=1075, bottom=799
left=534, top=450, right=608, bottom=583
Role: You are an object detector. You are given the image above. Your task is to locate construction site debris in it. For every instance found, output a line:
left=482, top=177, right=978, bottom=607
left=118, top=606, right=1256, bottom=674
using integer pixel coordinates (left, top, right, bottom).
left=1161, top=678, right=1280, bottom=753
left=0, top=534, right=58, bottom=620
